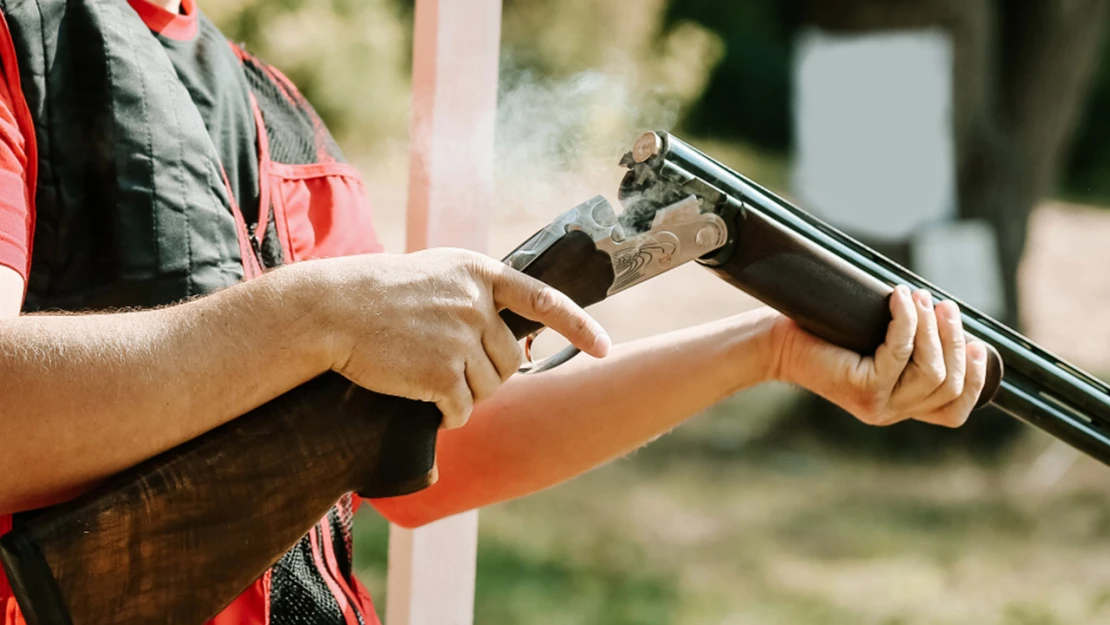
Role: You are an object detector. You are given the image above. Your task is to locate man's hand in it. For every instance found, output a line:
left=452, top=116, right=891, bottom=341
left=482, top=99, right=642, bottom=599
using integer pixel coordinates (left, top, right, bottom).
left=302, top=248, right=610, bottom=429
left=769, top=285, right=989, bottom=427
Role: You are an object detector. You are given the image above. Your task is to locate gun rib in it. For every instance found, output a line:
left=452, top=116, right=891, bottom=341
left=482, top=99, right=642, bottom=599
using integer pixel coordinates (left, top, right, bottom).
left=659, top=132, right=1110, bottom=464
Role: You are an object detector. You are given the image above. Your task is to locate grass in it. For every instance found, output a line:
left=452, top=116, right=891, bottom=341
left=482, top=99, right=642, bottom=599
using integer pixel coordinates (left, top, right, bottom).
left=352, top=386, right=1110, bottom=625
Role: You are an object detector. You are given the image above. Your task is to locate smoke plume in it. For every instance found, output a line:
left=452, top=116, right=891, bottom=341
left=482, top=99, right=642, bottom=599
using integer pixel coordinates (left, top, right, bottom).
left=492, top=62, right=681, bottom=219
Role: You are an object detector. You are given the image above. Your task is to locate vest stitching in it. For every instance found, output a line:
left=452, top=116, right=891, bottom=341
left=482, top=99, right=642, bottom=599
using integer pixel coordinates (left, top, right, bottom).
left=249, top=93, right=272, bottom=266
left=125, top=3, right=163, bottom=294
left=96, top=0, right=161, bottom=289
left=159, top=61, right=193, bottom=297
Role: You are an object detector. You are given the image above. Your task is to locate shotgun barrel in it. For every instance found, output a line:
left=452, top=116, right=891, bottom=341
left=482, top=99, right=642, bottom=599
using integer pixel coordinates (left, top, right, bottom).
left=620, top=130, right=1110, bottom=462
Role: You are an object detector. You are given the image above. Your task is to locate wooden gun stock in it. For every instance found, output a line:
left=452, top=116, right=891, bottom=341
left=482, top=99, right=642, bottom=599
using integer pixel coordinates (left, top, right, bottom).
left=2, top=376, right=441, bottom=625
left=0, top=230, right=616, bottom=625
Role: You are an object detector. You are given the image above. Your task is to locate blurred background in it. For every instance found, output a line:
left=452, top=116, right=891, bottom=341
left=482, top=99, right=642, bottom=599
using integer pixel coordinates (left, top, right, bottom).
left=201, top=1, right=1110, bottom=623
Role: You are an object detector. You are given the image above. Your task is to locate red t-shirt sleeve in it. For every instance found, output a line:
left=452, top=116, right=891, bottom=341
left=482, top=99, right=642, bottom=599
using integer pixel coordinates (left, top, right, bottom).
left=0, top=12, right=34, bottom=282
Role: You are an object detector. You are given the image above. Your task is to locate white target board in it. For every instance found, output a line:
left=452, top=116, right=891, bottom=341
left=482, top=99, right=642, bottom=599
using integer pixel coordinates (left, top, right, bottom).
left=792, top=27, right=1004, bottom=316
left=792, top=27, right=956, bottom=239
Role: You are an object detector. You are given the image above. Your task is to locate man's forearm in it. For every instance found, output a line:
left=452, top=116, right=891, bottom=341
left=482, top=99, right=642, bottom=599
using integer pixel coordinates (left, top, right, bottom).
left=372, top=308, right=780, bottom=528
left=0, top=264, right=329, bottom=513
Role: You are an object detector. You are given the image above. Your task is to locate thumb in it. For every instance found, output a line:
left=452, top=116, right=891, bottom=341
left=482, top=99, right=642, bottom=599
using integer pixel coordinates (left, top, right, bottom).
left=776, top=316, right=872, bottom=399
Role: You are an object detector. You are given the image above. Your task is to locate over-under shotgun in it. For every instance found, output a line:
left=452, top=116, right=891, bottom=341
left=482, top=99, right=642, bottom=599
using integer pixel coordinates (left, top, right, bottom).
left=3, top=132, right=1108, bottom=625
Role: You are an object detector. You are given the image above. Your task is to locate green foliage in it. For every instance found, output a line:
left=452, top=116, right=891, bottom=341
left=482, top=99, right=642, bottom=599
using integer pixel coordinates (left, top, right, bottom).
left=202, top=0, right=414, bottom=151
left=473, top=536, right=680, bottom=625
left=201, top=0, right=1110, bottom=201
left=1062, top=33, right=1110, bottom=203
left=352, top=506, right=681, bottom=625
left=662, top=0, right=797, bottom=152
left=353, top=398, right=1110, bottom=624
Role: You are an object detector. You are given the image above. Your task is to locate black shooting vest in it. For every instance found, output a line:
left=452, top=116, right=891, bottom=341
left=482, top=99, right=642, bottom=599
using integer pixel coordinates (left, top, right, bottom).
left=0, top=1, right=370, bottom=622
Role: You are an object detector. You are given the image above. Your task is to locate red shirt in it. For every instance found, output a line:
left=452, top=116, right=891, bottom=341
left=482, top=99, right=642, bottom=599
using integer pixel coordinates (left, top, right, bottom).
left=0, top=1, right=387, bottom=623
left=0, top=8, right=33, bottom=283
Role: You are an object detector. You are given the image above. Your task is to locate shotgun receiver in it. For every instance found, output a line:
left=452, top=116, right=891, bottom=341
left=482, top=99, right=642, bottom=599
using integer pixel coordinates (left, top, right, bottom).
left=4, top=131, right=1110, bottom=625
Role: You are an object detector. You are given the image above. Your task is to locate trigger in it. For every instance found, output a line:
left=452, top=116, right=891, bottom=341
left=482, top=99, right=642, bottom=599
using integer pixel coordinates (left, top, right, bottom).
left=517, top=329, right=582, bottom=374
left=523, top=329, right=543, bottom=366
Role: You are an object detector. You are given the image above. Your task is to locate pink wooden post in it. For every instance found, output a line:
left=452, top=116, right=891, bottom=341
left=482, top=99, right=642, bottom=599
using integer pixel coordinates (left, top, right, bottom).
left=385, top=0, right=502, bottom=623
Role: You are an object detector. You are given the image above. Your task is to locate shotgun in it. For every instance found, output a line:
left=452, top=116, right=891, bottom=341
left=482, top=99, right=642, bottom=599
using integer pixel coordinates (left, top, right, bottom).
left=0, top=190, right=731, bottom=625
left=623, top=131, right=1109, bottom=462
left=3, top=131, right=1108, bottom=625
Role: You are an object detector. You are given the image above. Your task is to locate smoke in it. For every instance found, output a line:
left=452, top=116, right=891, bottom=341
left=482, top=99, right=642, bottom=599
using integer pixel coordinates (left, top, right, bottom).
left=492, top=62, right=681, bottom=219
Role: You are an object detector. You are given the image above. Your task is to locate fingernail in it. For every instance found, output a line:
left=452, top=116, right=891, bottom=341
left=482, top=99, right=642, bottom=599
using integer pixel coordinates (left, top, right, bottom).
left=916, top=290, right=932, bottom=308
left=896, top=285, right=910, bottom=298
left=592, top=333, right=612, bottom=357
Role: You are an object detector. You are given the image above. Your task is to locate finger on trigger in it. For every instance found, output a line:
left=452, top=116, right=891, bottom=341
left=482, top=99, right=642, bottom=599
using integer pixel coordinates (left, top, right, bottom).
left=483, top=322, right=525, bottom=381
left=874, top=285, right=918, bottom=384
left=491, top=266, right=610, bottom=358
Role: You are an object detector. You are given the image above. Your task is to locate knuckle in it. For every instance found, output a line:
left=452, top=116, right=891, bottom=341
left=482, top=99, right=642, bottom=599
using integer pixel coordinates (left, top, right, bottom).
left=464, top=278, right=485, bottom=301
left=454, top=247, right=482, bottom=263
left=856, top=412, right=881, bottom=426
left=447, top=387, right=474, bottom=423
left=938, top=409, right=970, bottom=429
left=571, top=310, right=592, bottom=336
left=453, top=292, right=488, bottom=325
left=433, top=333, right=464, bottom=360
left=471, top=385, right=493, bottom=405
left=441, top=412, right=461, bottom=429
left=433, top=359, right=466, bottom=394
left=444, top=405, right=472, bottom=429
left=903, top=302, right=920, bottom=326
left=852, top=389, right=885, bottom=420
left=941, top=375, right=965, bottom=401
left=458, top=307, right=484, bottom=328
left=459, top=249, right=492, bottom=277
left=860, top=409, right=890, bottom=427
left=970, top=364, right=989, bottom=393
left=456, top=276, right=485, bottom=306
left=531, top=286, right=558, bottom=315
left=923, top=363, right=946, bottom=387
left=892, top=341, right=915, bottom=362
left=948, top=320, right=968, bottom=344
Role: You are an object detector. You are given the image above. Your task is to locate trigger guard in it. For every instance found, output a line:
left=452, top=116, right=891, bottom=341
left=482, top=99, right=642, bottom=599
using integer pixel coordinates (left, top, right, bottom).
left=518, top=345, right=582, bottom=375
